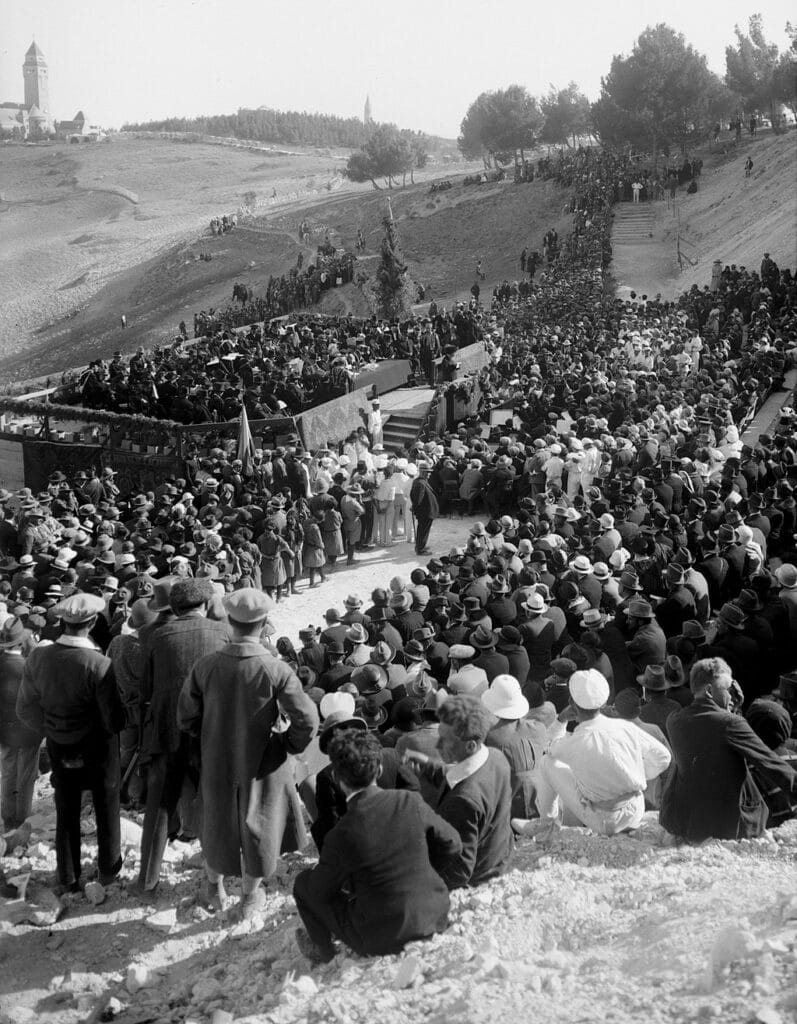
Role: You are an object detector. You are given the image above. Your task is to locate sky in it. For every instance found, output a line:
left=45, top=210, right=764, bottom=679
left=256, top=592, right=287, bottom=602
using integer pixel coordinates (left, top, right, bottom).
left=1, top=0, right=794, bottom=137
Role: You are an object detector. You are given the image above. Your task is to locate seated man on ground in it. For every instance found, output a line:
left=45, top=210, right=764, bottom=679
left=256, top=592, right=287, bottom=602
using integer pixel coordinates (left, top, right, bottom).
left=403, top=693, right=514, bottom=888
left=293, top=729, right=462, bottom=964
left=660, top=658, right=796, bottom=843
left=514, top=669, right=671, bottom=838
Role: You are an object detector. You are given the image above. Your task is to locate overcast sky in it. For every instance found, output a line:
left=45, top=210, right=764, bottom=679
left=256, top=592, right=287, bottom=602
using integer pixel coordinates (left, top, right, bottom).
left=1, top=0, right=793, bottom=136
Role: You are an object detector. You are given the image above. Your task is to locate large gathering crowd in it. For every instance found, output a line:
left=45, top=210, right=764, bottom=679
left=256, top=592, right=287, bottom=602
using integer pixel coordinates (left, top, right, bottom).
left=60, top=300, right=490, bottom=424
left=1, top=144, right=796, bottom=965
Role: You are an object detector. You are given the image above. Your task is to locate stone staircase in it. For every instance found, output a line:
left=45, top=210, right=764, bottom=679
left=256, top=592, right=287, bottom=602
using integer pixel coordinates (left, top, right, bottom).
left=382, top=410, right=427, bottom=453
left=612, top=203, right=656, bottom=243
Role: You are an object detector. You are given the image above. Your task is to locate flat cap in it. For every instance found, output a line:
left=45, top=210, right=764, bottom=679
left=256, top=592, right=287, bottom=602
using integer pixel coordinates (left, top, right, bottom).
left=56, top=593, right=106, bottom=625
left=223, top=587, right=274, bottom=623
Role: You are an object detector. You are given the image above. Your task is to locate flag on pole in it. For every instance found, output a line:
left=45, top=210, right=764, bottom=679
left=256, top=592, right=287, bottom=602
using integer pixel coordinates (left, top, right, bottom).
left=237, top=399, right=256, bottom=476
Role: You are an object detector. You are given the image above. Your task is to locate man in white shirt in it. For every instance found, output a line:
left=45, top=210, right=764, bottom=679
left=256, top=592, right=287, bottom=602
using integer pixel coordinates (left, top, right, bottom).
left=514, top=669, right=670, bottom=837
left=446, top=644, right=488, bottom=697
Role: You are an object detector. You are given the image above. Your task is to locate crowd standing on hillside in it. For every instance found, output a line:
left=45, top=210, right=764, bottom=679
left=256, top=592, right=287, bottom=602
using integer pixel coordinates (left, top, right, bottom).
left=1, top=145, right=796, bottom=964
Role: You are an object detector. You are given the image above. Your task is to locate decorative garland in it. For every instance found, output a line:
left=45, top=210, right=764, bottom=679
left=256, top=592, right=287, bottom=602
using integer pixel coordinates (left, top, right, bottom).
left=0, top=397, right=182, bottom=436
left=418, top=372, right=482, bottom=439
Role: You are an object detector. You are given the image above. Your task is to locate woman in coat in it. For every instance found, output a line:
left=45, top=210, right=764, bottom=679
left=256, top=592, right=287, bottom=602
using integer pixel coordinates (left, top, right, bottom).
left=282, top=509, right=304, bottom=595
left=258, top=526, right=291, bottom=601
left=321, top=506, right=345, bottom=568
left=302, top=513, right=327, bottom=587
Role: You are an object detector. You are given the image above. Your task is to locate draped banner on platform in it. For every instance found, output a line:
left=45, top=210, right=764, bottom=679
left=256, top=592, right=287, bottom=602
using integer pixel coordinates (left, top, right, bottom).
left=22, top=441, right=185, bottom=495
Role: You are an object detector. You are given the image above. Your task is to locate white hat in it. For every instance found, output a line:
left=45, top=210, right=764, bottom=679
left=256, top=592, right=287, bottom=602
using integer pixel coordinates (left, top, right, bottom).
left=568, top=669, right=610, bottom=710
left=482, top=675, right=529, bottom=720
left=599, top=513, right=615, bottom=530
left=524, top=593, right=547, bottom=613
left=319, top=691, right=356, bottom=720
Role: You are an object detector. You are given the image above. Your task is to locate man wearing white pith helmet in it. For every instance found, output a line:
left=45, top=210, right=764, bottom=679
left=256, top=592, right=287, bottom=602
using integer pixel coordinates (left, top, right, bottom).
left=513, top=668, right=670, bottom=838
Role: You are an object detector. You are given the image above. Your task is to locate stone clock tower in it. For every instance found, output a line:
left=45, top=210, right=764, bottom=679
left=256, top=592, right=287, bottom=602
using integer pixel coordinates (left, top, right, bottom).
left=23, top=41, right=51, bottom=128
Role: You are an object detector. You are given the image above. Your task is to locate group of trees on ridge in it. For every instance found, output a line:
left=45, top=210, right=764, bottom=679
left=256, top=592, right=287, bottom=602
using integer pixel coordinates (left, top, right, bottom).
left=123, top=14, right=795, bottom=187
left=124, top=107, right=380, bottom=149
left=458, top=16, right=797, bottom=169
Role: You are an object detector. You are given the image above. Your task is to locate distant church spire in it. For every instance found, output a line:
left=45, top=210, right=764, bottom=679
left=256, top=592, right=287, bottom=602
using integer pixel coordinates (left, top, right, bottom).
left=364, top=94, right=372, bottom=126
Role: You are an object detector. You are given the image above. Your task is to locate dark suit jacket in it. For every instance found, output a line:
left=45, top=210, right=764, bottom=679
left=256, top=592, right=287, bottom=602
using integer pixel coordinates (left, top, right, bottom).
left=311, top=748, right=420, bottom=851
left=660, top=694, right=796, bottom=842
left=435, top=747, right=513, bottom=889
left=303, top=787, right=461, bottom=955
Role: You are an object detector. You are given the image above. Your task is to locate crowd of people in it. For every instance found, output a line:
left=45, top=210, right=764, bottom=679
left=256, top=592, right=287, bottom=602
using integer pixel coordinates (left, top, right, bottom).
left=58, top=304, right=494, bottom=422
left=1, top=143, right=796, bottom=965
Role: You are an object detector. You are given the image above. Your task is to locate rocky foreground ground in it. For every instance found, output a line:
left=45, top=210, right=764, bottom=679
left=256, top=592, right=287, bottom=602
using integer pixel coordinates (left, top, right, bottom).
left=0, top=774, right=795, bottom=1024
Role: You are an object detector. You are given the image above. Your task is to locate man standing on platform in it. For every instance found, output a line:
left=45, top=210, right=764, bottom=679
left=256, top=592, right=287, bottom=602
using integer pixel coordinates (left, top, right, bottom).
left=410, top=462, right=439, bottom=556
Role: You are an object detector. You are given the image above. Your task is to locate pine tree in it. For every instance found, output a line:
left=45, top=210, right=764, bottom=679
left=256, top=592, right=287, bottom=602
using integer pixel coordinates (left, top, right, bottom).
left=373, top=205, right=414, bottom=320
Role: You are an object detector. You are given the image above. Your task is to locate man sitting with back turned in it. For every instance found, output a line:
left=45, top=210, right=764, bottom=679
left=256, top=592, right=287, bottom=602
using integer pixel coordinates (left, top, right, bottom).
left=404, top=693, right=514, bottom=889
left=514, top=669, right=671, bottom=838
left=293, top=729, right=461, bottom=964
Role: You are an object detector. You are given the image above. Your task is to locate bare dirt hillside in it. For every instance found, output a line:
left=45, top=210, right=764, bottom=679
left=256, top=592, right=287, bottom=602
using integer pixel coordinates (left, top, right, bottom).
left=1, top=783, right=795, bottom=1024
left=0, top=155, right=566, bottom=382
left=0, top=136, right=359, bottom=372
left=611, top=129, right=797, bottom=300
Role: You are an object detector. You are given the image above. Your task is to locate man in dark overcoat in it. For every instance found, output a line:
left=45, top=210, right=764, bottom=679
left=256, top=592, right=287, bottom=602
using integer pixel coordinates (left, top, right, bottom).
left=178, top=588, right=317, bottom=918
left=136, top=578, right=228, bottom=895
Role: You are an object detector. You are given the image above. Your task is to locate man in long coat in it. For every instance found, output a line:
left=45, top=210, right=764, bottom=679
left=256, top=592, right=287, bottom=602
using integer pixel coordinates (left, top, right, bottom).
left=137, top=578, right=228, bottom=894
left=410, top=463, right=439, bottom=556
left=178, top=588, right=318, bottom=918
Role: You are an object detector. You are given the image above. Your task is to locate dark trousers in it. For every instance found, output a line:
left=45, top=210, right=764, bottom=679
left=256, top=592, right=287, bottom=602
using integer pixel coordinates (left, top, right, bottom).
left=361, top=503, right=374, bottom=545
left=1, top=742, right=40, bottom=830
left=415, top=514, right=434, bottom=553
left=138, top=748, right=190, bottom=889
left=293, top=868, right=364, bottom=956
left=48, top=737, right=121, bottom=887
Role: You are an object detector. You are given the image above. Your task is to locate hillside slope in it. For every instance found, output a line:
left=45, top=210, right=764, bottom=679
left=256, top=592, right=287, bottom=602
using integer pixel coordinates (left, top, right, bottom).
left=611, top=129, right=797, bottom=299
left=0, top=170, right=569, bottom=382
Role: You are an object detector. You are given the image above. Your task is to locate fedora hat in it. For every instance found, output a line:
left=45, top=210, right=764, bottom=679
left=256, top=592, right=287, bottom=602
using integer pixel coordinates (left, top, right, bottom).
left=344, top=593, right=363, bottom=608
left=718, top=603, right=746, bottom=630
left=470, top=624, right=497, bottom=649
left=345, top=622, right=368, bottom=644
left=619, top=571, right=643, bottom=592
left=482, top=674, right=529, bottom=720
left=592, top=562, right=611, bottom=581
left=775, top=563, right=797, bottom=590
left=637, top=664, right=666, bottom=691
left=524, top=592, right=547, bottom=614
left=147, top=575, right=179, bottom=613
left=0, top=616, right=25, bottom=648
left=358, top=698, right=388, bottom=730
left=351, top=663, right=388, bottom=695
left=736, top=589, right=762, bottom=613
left=403, top=639, right=427, bottom=662
left=628, top=599, right=654, bottom=619
left=682, top=620, right=707, bottom=643
left=579, top=608, right=605, bottom=629
left=369, top=640, right=394, bottom=666
left=489, top=574, right=510, bottom=594
left=665, top=563, right=686, bottom=586
left=390, top=591, right=412, bottom=612
left=664, top=655, right=686, bottom=688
